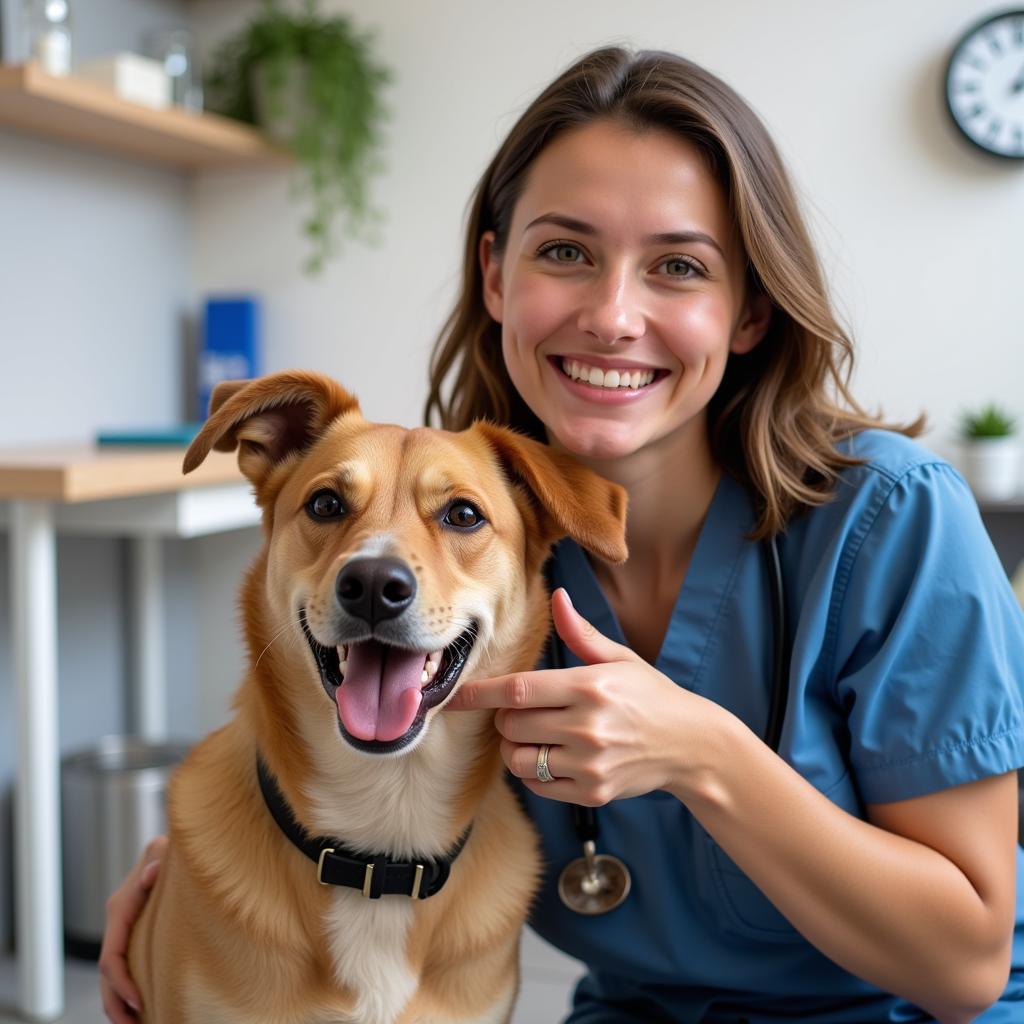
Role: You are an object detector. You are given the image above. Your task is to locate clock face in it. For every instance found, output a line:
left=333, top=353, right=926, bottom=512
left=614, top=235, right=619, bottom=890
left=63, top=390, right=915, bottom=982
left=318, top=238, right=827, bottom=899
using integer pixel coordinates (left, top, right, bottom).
left=946, top=9, right=1024, bottom=159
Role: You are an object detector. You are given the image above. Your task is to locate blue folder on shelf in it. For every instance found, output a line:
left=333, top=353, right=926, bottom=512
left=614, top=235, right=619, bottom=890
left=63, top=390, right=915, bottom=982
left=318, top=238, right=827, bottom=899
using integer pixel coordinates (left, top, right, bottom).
left=95, top=424, right=204, bottom=447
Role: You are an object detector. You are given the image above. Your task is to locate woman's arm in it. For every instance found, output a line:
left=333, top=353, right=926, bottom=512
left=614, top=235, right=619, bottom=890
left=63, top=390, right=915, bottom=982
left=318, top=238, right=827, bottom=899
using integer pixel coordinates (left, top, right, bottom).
left=669, top=704, right=1017, bottom=1023
left=451, top=588, right=1018, bottom=1023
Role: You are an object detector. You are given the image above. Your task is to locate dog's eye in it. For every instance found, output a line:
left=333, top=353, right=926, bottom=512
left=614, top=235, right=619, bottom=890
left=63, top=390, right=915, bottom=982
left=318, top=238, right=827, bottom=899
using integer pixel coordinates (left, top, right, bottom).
left=442, top=502, right=485, bottom=531
left=307, top=490, right=346, bottom=521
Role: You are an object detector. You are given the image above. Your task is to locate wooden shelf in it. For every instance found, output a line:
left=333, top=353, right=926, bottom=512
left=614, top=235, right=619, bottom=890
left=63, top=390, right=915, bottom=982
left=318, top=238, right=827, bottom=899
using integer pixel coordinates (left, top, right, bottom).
left=0, top=443, right=245, bottom=503
left=0, top=62, right=291, bottom=170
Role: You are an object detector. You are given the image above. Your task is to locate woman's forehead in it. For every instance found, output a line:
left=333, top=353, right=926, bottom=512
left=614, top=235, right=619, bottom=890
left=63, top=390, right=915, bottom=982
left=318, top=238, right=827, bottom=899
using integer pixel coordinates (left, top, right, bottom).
left=508, top=120, right=734, bottom=248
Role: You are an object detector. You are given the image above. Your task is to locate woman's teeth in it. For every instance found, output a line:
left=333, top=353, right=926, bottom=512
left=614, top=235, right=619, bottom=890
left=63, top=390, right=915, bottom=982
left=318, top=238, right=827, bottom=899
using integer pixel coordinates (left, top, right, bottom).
left=561, top=359, right=656, bottom=389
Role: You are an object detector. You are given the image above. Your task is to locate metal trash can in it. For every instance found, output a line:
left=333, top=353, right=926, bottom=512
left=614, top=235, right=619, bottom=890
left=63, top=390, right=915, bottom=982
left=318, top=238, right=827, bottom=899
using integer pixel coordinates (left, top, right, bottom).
left=61, top=735, right=190, bottom=957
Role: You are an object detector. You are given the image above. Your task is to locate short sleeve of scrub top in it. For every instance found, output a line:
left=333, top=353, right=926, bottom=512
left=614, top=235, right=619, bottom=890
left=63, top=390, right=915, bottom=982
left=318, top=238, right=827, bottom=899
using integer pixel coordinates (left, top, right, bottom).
left=515, top=429, right=1024, bottom=1023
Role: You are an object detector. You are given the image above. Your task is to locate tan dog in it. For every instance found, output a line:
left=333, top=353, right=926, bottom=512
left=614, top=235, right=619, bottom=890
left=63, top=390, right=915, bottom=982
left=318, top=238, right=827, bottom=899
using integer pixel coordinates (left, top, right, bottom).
left=127, top=370, right=626, bottom=1023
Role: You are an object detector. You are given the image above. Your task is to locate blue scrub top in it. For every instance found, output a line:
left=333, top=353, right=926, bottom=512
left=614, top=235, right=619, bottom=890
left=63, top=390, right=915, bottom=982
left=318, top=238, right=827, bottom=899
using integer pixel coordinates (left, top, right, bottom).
left=517, top=429, right=1024, bottom=1022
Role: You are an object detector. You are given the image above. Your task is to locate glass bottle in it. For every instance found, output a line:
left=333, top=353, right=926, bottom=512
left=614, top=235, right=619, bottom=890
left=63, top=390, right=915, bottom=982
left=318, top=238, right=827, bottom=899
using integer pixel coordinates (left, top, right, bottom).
left=143, top=29, right=203, bottom=113
left=21, top=0, right=72, bottom=76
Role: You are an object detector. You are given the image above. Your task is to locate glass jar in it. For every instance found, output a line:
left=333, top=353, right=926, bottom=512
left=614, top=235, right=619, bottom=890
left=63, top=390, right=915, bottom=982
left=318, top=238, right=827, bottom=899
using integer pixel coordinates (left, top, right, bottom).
left=21, top=0, right=72, bottom=76
left=143, top=28, right=203, bottom=112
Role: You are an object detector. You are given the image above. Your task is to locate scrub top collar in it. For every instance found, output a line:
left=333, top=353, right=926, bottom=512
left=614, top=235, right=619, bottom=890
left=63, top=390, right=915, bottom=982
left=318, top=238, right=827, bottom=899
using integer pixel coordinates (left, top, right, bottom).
left=552, top=470, right=757, bottom=692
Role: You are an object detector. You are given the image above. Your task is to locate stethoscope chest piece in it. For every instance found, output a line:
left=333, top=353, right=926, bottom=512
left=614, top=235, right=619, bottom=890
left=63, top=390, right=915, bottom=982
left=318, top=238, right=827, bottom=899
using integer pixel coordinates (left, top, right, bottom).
left=557, top=838, right=631, bottom=915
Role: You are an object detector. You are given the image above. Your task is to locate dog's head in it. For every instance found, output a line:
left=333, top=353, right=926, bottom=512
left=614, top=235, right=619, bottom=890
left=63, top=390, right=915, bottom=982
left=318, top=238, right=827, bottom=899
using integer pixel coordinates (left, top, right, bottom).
left=185, top=370, right=627, bottom=757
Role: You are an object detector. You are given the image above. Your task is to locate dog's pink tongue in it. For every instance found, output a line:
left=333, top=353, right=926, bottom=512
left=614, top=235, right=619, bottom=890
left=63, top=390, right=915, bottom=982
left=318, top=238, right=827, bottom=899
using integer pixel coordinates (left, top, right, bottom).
left=336, top=641, right=424, bottom=743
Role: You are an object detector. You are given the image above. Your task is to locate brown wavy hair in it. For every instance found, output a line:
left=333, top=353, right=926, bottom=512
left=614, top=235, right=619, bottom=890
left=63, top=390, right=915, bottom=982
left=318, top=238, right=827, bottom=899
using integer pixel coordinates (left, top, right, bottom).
left=424, top=46, right=923, bottom=539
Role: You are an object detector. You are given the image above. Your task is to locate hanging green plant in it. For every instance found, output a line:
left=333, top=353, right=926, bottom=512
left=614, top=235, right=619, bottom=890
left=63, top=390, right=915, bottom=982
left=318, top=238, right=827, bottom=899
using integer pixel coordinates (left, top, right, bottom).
left=205, top=0, right=390, bottom=274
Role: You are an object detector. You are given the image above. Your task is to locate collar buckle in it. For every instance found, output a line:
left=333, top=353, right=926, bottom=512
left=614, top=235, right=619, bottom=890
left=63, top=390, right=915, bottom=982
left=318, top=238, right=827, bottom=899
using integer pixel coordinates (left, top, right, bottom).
left=410, top=863, right=425, bottom=899
left=316, top=847, right=335, bottom=886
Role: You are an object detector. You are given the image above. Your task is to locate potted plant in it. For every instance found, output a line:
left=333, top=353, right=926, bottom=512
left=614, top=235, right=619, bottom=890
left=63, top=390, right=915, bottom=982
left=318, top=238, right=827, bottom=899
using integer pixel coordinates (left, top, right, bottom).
left=204, top=0, right=390, bottom=274
left=958, top=403, right=1021, bottom=501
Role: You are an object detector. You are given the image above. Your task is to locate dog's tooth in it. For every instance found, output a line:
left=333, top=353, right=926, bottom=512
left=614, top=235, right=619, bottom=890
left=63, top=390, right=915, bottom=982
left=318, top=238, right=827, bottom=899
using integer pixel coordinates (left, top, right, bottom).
left=339, top=660, right=347, bottom=675
left=421, top=670, right=429, bottom=684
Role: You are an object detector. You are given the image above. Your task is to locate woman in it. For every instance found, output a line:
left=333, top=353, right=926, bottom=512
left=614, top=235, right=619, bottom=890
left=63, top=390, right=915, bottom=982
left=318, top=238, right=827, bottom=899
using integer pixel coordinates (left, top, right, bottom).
left=102, top=47, right=1024, bottom=1022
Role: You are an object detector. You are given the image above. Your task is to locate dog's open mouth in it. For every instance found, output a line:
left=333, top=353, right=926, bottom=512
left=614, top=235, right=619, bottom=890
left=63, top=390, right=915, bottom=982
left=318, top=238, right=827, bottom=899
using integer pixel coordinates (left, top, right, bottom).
left=299, top=610, right=476, bottom=753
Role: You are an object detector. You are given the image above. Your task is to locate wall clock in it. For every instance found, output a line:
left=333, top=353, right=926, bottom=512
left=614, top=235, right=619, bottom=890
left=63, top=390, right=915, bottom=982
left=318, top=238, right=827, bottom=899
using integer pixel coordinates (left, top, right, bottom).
left=945, top=9, right=1024, bottom=159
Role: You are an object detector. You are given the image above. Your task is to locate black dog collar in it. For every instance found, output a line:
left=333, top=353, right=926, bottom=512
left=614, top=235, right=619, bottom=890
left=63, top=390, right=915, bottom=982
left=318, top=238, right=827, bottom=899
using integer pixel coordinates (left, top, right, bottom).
left=256, top=755, right=471, bottom=900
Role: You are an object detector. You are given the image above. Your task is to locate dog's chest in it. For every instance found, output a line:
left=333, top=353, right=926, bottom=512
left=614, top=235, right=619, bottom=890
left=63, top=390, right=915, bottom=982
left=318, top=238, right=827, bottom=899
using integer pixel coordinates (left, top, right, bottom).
left=324, top=890, right=417, bottom=1024
left=307, top=760, right=463, bottom=1024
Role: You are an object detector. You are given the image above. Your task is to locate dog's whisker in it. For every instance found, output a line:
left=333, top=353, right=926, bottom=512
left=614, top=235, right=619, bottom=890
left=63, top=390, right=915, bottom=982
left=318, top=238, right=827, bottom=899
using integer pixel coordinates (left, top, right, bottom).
left=254, top=618, right=296, bottom=669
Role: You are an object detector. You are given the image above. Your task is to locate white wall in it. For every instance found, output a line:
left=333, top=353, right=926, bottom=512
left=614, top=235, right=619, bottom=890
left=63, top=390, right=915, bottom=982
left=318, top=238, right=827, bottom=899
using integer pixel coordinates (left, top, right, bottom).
left=187, top=0, right=1024, bottom=452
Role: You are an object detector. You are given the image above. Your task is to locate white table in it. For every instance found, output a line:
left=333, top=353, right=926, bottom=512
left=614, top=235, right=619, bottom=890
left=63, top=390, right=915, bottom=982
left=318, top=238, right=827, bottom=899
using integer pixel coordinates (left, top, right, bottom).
left=0, top=445, right=259, bottom=1022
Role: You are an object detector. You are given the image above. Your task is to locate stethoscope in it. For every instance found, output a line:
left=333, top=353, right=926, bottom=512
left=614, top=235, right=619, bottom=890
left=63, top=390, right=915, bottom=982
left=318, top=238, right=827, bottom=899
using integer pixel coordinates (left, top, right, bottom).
left=552, top=534, right=790, bottom=915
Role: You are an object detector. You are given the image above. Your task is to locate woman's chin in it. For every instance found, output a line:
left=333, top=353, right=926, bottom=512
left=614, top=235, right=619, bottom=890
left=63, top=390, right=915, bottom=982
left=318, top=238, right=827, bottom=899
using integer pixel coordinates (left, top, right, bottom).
left=547, top=422, right=646, bottom=464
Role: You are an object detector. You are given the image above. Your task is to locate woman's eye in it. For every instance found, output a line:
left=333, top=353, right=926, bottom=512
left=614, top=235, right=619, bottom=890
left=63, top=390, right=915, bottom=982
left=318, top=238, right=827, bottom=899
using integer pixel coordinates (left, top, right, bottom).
left=307, top=490, right=345, bottom=520
left=539, top=241, right=585, bottom=264
left=443, top=502, right=485, bottom=530
left=659, top=256, right=703, bottom=279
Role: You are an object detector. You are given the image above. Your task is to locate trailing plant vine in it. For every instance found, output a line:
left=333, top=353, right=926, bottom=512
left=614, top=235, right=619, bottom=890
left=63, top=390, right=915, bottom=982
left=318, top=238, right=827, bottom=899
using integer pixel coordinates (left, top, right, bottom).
left=205, top=0, right=390, bottom=273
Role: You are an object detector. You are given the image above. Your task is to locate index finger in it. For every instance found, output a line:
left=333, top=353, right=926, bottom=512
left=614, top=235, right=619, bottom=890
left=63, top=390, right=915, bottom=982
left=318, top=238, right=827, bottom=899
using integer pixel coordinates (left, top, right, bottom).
left=447, top=669, right=573, bottom=711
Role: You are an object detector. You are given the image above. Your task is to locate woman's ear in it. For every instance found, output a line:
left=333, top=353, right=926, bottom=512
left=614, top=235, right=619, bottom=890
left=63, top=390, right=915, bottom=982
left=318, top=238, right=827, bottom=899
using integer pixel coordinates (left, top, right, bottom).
left=479, top=231, right=504, bottom=324
left=730, top=292, right=773, bottom=355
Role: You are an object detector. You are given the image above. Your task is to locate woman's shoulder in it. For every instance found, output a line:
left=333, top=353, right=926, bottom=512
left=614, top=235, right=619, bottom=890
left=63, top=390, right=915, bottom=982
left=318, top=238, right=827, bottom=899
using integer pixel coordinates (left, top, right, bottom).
left=787, top=428, right=977, bottom=556
left=826, top=427, right=977, bottom=521
left=836, top=427, right=954, bottom=487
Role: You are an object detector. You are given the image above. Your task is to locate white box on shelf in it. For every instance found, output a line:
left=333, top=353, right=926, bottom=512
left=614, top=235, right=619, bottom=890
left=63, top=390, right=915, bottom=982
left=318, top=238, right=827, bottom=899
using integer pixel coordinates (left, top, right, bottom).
left=73, top=53, right=171, bottom=110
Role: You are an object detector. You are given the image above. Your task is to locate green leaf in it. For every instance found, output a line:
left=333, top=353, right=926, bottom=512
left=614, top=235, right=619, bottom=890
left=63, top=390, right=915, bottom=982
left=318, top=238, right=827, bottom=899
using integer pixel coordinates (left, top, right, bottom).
left=960, top=403, right=1017, bottom=438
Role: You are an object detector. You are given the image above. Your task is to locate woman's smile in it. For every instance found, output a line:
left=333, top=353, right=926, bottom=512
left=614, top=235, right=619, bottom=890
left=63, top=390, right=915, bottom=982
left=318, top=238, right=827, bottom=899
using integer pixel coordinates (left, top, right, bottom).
left=550, top=356, right=668, bottom=405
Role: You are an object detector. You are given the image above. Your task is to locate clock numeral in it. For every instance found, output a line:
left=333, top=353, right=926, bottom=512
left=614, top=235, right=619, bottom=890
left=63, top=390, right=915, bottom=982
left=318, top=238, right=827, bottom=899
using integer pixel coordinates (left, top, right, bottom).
left=1014, top=127, right=1024, bottom=153
left=1015, top=19, right=1024, bottom=46
left=964, top=54, right=987, bottom=71
left=954, top=79, right=980, bottom=93
left=987, top=33, right=1003, bottom=55
left=984, top=119, right=1002, bottom=141
left=965, top=103, right=987, bottom=120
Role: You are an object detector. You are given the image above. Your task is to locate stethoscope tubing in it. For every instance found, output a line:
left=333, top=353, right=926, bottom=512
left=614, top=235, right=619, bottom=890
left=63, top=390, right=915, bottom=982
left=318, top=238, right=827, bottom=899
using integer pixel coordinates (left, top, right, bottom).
left=549, top=533, right=789, bottom=912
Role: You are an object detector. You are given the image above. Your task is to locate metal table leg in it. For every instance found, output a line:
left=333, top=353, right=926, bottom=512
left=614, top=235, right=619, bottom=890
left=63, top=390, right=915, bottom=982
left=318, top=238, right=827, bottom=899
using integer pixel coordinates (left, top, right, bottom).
left=129, top=536, right=166, bottom=741
left=11, top=500, right=64, bottom=1021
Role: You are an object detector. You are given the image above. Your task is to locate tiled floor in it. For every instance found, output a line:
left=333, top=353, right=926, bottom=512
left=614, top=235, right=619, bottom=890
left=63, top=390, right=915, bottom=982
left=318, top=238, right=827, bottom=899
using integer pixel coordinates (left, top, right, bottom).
left=0, top=929, right=585, bottom=1023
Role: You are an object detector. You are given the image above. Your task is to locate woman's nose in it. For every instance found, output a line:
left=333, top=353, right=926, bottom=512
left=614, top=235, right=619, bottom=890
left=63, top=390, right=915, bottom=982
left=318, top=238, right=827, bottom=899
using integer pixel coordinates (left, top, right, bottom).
left=575, top=270, right=646, bottom=345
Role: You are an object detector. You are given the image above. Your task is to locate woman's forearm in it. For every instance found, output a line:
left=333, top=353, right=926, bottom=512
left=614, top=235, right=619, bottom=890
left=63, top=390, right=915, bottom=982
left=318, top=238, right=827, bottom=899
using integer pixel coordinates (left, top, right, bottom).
left=665, top=700, right=1012, bottom=1022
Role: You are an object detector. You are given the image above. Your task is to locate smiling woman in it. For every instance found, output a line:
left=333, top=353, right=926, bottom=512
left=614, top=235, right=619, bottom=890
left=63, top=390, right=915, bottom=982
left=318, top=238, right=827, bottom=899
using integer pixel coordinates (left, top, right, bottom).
left=422, top=45, right=1024, bottom=1024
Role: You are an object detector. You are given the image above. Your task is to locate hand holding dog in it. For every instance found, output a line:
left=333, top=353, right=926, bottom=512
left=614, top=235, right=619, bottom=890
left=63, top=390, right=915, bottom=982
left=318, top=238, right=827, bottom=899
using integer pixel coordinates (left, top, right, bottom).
left=448, top=588, right=723, bottom=807
left=99, top=834, right=167, bottom=1022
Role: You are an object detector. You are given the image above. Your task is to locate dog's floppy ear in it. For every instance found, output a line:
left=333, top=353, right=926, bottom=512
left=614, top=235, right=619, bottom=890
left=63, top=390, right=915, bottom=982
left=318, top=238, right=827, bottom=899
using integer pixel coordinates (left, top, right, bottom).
left=473, top=422, right=628, bottom=566
left=183, top=370, right=360, bottom=490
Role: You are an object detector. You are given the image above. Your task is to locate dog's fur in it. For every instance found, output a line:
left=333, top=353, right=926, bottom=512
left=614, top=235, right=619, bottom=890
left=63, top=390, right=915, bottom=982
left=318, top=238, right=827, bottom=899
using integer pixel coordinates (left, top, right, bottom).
left=127, top=371, right=627, bottom=1023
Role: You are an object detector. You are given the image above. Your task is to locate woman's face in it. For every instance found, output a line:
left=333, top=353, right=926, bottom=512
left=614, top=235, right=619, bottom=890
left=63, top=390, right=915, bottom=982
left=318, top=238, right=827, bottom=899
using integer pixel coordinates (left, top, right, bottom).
left=480, top=119, right=770, bottom=466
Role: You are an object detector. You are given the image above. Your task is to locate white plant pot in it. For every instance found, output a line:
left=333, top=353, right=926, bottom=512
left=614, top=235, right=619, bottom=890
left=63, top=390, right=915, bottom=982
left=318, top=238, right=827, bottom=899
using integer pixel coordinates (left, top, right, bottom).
left=959, top=437, right=1022, bottom=502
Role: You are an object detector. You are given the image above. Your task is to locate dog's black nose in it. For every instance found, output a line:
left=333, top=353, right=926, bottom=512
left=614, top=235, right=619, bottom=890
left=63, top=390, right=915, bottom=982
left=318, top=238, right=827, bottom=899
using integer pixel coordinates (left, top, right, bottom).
left=335, top=557, right=417, bottom=627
